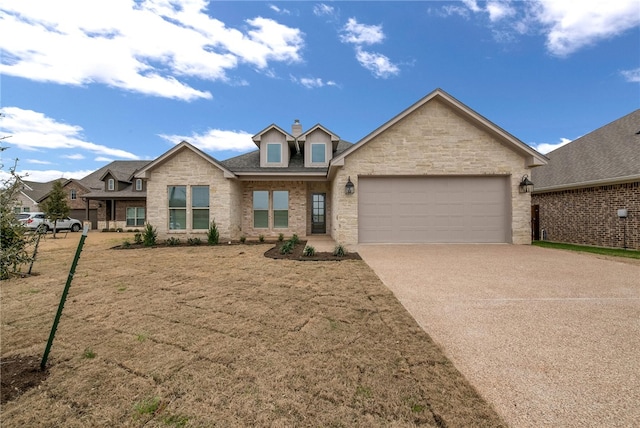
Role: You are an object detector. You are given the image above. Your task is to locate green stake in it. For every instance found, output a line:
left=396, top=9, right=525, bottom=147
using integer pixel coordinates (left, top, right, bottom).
left=41, top=225, right=89, bottom=371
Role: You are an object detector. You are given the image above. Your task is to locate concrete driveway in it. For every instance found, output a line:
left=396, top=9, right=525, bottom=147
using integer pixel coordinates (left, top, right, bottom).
left=357, top=244, right=640, bottom=428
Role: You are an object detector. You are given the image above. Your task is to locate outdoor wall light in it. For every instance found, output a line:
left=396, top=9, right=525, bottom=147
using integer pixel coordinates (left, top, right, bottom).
left=345, top=176, right=355, bottom=195
left=519, top=175, right=534, bottom=193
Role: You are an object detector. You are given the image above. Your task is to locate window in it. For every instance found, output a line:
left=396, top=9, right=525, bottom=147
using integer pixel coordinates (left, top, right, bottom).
left=191, top=186, right=209, bottom=229
left=253, top=191, right=269, bottom=228
left=267, top=143, right=281, bottom=163
left=107, top=178, right=115, bottom=191
left=273, top=191, right=288, bottom=228
left=311, top=143, right=326, bottom=163
left=168, top=186, right=186, bottom=230
left=135, top=179, right=143, bottom=191
left=70, top=189, right=77, bottom=200
left=126, top=207, right=145, bottom=227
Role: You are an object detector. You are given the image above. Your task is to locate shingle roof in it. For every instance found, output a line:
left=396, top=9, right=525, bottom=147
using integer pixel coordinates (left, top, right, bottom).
left=221, top=140, right=353, bottom=173
left=80, top=160, right=151, bottom=198
left=19, top=178, right=66, bottom=202
left=532, top=109, right=640, bottom=191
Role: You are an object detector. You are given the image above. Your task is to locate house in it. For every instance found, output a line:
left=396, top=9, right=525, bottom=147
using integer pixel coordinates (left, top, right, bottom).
left=136, top=89, right=547, bottom=247
left=14, top=178, right=100, bottom=227
left=531, top=110, right=640, bottom=250
left=81, top=160, right=151, bottom=230
left=14, top=178, right=64, bottom=213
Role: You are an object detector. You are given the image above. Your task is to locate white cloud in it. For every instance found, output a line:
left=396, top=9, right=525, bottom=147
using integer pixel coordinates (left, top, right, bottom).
left=314, top=4, right=336, bottom=18
left=338, top=17, right=399, bottom=78
left=453, top=0, right=640, bottom=56
left=621, top=67, right=640, bottom=83
left=534, top=137, right=572, bottom=154
left=159, top=129, right=255, bottom=153
left=25, top=159, right=52, bottom=165
left=269, top=4, right=290, bottom=15
left=94, top=157, right=113, bottom=162
left=0, top=106, right=139, bottom=159
left=486, top=1, right=515, bottom=22
left=291, top=76, right=338, bottom=88
left=533, top=0, right=640, bottom=56
left=0, top=0, right=305, bottom=100
left=355, top=48, right=400, bottom=79
left=62, top=154, right=86, bottom=160
left=340, top=18, right=385, bottom=45
left=0, top=168, right=96, bottom=182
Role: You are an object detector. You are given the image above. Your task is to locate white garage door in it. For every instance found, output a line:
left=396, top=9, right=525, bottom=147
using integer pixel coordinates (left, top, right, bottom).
left=358, top=176, right=510, bottom=243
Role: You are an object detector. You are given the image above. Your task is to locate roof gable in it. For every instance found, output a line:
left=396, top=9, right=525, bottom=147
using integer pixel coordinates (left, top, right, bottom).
left=135, top=141, right=236, bottom=179
left=251, top=124, right=295, bottom=146
left=330, top=88, right=547, bottom=172
left=532, top=109, right=640, bottom=191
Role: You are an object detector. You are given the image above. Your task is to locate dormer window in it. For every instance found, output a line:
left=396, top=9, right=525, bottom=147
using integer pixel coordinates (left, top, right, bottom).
left=267, top=143, right=281, bottom=164
left=107, top=178, right=115, bottom=191
left=135, top=178, right=143, bottom=191
left=311, top=143, right=326, bottom=164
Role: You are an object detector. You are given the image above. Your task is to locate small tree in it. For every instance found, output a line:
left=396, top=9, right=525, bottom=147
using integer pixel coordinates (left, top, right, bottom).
left=1, top=162, right=36, bottom=279
left=40, top=179, right=70, bottom=238
left=207, top=219, right=219, bottom=245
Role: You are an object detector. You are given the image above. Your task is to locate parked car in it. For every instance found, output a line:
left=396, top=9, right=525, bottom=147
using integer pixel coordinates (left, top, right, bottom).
left=17, top=212, right=83, bottom=232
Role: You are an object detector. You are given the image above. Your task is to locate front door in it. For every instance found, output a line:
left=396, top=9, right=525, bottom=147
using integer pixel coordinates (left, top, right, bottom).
left=311, top=193, right=326, bottom=234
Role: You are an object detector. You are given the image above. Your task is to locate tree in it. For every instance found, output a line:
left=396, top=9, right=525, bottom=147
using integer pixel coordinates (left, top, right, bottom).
left=1, top=162, right=36, bottom=280
left=40, top=179, right=70, bottom=238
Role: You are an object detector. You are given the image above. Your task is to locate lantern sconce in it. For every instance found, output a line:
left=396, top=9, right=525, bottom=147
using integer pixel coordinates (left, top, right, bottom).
left=519, top=175, right=534, bottom=193
left=345, top=176, right=355, bottom=195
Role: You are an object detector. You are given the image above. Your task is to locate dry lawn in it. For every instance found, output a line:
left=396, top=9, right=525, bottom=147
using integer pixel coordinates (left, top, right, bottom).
left=1, top=232, right=505, bottom=427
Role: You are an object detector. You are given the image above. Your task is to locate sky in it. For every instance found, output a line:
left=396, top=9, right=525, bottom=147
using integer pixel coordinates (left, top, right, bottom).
left=1, top=0, right=639, bottom=182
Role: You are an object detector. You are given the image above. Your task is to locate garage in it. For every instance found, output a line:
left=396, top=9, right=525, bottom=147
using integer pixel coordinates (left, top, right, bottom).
left=358, top=176, right=510, bottom=243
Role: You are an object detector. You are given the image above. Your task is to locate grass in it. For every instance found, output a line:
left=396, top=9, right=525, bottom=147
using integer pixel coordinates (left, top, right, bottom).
left=533, top=241, right=640, bottom=259
left=0, top=232, right=506, bottom=427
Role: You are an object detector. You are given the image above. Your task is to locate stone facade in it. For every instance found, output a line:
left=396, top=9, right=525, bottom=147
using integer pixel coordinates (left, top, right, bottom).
left=331, top=98, right=533, bottom=246
left=145, top=148, right=238, bottom=240
left=532, top=181, right=640, bottom=250
left=240, top=181, right=307, bottom=238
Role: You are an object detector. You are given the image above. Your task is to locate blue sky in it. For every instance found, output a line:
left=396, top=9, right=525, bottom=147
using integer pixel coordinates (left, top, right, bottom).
left=1, top=0, right=639, bottom=182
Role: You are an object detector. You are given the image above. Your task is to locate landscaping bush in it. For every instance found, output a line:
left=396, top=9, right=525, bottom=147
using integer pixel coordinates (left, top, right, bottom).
left=207, top=220, right=219, bottom=245
left=303, top=245, right=316, bottom=257
left=333, top=244, right=347, bottom=257
left=142, top=223, right=157, bottom=247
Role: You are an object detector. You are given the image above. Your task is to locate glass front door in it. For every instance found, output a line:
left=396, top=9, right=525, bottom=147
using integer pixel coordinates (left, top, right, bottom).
left=311, top=193, right=326, bottom=234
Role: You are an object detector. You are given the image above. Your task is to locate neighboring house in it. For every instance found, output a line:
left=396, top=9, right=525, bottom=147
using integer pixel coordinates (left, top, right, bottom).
left=136, top=89, right=547, bottom=247
left=14, top=178, right=99, bottom=227
left=532, top=110, right=640, bottom=250
left=14, top=179, right=64, bottom=213
left=81, top=160, right=151, bottom=230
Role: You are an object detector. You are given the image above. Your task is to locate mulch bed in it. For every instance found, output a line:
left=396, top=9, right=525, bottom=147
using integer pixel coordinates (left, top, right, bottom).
left=113, top=240, right=361, bottom=261
left=1, top=355, right=48, bottom=404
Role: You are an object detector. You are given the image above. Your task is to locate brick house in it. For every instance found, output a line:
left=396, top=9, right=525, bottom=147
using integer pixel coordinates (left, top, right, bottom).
left=136, top=89, right=547, bottom=247
left=14, top=178, right=100, bottom=227
left=531, top=110, right=640, bottom=250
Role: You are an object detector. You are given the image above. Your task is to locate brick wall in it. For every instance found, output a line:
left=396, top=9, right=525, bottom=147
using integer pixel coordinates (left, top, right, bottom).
left=532, top=181, right=640, bottom=250
left=331, top=98, right=533, bottom=247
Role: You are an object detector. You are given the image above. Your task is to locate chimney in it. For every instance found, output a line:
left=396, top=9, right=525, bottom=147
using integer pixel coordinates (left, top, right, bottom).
left=292, top=119, right=302, bottom=137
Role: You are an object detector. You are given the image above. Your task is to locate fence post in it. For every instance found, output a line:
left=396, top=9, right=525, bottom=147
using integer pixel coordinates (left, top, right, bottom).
left=41, top=225, right=89, bottom=371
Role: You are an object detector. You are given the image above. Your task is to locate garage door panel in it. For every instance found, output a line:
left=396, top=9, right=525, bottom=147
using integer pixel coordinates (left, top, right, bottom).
left=358, top=177, right=509, bottom=243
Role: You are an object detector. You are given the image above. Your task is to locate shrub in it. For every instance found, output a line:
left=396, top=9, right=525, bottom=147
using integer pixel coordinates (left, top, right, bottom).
left=122, top=239, right=131, bottom=248
left=303, top=245, right=316, bottom=256
left=142, top=223, right=157, bottom=247
left=240, top=235, right=246, bottom=244
left=83, top=348, right=96, bottom=359
left=102, top=228, right=109, bottom=232
left=166, top=237, right=180, bottom=246
left=291, top=234, right=300, bottom=245
left=134, top=233, right=142, bottom=245
left=278, top=233, right=284, bottom=242
left=333, top=244, right=347, bottom=257
left=280, top=240, right=294, bottom=255
left=116, top=227, right=123, bottom=232
left=207, top=219, right=219, bottom=245
left=259, top=234, right=265, bottom=243
left=187, top=237, right=202, bottom=246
